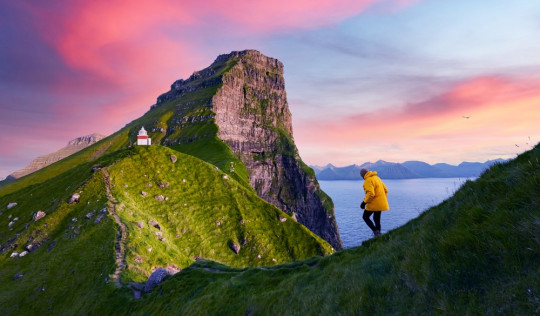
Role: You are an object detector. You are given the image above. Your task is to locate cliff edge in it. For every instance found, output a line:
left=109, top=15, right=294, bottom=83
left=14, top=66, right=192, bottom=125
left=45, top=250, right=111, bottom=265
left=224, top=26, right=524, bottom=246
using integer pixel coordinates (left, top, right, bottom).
left=156, top=50, right=342, bottom=249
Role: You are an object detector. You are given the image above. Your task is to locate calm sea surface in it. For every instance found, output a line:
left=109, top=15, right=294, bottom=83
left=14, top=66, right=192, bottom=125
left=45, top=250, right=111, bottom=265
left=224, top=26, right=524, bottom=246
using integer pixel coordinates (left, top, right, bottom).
left=319, top=178, right=473, bottom=248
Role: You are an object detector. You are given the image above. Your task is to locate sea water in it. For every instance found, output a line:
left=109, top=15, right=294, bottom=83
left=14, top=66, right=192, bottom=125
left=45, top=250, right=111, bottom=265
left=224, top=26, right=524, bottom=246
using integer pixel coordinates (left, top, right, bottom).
left=319, top=178, right=473, bottom=248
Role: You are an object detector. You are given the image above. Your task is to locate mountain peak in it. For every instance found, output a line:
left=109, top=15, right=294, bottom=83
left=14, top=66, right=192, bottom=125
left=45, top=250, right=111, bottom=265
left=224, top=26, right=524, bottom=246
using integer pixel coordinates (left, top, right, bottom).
left=67, top=133, right=105, bottom=146
left=6, top=133, right=105, bottom=180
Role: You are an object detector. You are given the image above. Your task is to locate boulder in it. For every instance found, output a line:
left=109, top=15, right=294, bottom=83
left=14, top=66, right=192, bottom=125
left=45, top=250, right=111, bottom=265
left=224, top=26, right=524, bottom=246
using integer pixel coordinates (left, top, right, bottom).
left=10, top=252, right=19, bottom=258
left=19, top=251, right=28, bottom=257
left=94, top=214, right=105, bottom=224
left=7, top=202, right=17, bottom=209
left=279, top=216, right=287, bottom=222
left=166, top=264, right=181, bottom=275
left=136, top=222, right=144, bottom=228
left=155, top=195, right=164, bottom=201
left=158, top=181, right=169, bottom=188
left=144, top=268, right=168, bottom=292
left=149, top=220, right=160, bottom=230
left=13, top=273, right=23, bottom=280
left=141, top=191, right=147, bottom=197
left=85, top=211, right=95, bottom=219
left=229, top=241, right=241, bottom=254
left=69, top=193, right=80, bottom=204
left=170, top=155, right=177, bottom=163
left=34, top=211, right=46, bottom=221
left=25, top=243, right=41, bottom=252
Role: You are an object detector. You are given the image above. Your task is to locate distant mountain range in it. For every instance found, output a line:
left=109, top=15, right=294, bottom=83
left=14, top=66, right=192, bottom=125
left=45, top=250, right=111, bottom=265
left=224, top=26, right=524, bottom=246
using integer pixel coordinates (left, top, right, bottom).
left=311, top=159, right=507, bottom=180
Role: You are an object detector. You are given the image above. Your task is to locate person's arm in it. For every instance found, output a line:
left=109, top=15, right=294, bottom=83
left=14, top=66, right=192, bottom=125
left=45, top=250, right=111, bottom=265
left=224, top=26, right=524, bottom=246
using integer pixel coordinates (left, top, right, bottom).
left=363, top=180, right=375, bottom=203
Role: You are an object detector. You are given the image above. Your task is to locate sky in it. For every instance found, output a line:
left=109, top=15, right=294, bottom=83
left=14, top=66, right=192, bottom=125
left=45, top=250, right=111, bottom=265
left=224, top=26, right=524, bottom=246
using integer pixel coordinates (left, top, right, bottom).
left=1, top=0, right=539, bottom=179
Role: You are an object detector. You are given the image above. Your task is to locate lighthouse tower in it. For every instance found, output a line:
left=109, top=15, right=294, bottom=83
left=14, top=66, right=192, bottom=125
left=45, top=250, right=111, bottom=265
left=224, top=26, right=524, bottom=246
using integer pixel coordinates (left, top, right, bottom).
left=137, top=127, right=151, bottom=145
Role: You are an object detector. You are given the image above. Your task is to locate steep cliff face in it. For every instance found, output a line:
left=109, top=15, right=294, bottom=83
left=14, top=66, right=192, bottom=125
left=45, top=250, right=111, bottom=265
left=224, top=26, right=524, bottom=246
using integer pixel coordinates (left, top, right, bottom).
left=211, top=50, right=342, bottom=249
left=148, top=50, right=342, bottom=249
left=7, top=133, right=105, bottom=180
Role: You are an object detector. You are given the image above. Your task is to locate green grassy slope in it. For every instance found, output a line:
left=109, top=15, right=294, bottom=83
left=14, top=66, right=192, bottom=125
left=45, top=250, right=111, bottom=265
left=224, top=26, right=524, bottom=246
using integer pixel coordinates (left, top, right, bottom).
left=0, top=144, right=333, bottom=315
left=0, top=166, right=118, bottom=315
left=91, top=143, right=537, bottom=315
left=107, top=146, right=332, bottom=284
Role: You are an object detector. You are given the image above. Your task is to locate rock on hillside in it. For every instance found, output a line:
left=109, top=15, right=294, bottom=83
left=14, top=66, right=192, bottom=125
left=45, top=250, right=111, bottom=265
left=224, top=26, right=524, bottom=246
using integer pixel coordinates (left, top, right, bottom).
left=7, top=133, right=105, bottom=179
left=154, top=50, right=342, bottom=249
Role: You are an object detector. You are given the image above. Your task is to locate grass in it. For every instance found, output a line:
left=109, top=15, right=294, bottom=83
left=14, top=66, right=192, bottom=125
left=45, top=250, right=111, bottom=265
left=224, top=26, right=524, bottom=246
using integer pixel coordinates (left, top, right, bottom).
left=102, top=143, right=537, bottom=315
left=107, top=145, right=332, bottom=283
left=0, top=167, right=119, bottom=316
left=1, top=143, right=538, bottom=315
left=0, top=144, right=333, bottom=315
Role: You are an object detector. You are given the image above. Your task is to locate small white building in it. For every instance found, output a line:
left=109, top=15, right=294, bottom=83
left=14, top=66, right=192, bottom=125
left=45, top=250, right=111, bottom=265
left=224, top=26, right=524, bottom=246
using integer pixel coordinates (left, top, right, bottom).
left=137, top=127, right=152, bottom=145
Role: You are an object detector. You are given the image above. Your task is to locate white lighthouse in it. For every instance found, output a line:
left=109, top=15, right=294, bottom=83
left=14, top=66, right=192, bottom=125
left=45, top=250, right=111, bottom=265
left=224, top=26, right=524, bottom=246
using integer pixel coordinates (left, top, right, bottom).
left=137, top=127, right=151, bottom=145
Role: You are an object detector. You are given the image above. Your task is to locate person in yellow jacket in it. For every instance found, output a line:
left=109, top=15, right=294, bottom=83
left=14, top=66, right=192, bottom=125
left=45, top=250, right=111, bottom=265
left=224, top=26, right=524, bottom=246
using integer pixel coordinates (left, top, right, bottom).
left=360, top=168, right=389, bottom=236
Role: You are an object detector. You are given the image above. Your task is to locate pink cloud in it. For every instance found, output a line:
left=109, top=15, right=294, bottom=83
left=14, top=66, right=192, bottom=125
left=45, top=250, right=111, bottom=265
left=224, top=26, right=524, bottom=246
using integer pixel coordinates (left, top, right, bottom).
left=17, top=0, right=415, bottom=137
left=0, top=0, right=421, bottom=178
left=22, top=0, right=415, bottom=82
left=295, top=75, right=540, bottom=164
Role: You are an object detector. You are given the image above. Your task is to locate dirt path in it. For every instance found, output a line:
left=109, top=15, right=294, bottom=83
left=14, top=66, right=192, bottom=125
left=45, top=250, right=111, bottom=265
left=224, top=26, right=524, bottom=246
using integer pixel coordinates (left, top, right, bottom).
left=102, top=168, right=127, bottom=288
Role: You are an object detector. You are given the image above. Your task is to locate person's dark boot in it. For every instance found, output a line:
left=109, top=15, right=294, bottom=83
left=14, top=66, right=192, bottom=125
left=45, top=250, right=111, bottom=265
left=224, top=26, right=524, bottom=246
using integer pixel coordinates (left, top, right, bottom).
left=374, top=230, right=381, bottom=236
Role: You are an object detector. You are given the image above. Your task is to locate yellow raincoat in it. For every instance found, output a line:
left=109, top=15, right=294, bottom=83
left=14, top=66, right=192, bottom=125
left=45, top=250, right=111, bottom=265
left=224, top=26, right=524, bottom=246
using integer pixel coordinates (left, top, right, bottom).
left=362, top=171, right=389, bottom=211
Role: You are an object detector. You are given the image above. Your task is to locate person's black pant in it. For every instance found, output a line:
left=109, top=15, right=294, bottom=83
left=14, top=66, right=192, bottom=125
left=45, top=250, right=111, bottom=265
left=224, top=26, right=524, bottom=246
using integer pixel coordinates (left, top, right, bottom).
left=362, top=210, right=381, bottom=232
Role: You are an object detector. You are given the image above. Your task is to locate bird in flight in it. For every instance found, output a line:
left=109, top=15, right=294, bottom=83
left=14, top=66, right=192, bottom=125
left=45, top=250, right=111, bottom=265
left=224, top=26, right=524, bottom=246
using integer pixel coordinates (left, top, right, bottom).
left=462, top=116, right=470, bottom=119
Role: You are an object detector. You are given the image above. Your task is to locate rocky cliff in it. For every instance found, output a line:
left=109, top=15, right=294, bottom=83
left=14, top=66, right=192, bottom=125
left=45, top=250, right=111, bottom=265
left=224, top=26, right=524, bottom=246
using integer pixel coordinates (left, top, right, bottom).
left=154, top=50, right=342, bottom=249
left=7, top=133, right=105, bottom=180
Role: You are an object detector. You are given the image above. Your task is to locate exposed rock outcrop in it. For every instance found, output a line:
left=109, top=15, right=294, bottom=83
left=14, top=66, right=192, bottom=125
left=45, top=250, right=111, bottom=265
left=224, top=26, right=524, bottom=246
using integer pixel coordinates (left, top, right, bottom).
left=154, top=50, right=342, bottom=249
left=34, top=211, right=46, bottom=222
left=144, top=268, right=168, bottom=292
left=69, top=193, right=80, bottom=204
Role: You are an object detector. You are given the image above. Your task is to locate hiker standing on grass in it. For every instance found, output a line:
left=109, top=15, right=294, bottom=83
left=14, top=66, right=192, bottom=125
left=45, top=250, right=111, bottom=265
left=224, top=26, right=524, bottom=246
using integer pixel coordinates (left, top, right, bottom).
left=360, top=168, right=389, bottom=236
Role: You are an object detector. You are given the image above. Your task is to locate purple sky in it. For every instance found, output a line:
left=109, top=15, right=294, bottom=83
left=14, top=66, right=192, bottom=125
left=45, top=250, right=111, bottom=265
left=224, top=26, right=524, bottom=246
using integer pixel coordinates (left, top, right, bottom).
left=1, top=0, right=540, bottom=179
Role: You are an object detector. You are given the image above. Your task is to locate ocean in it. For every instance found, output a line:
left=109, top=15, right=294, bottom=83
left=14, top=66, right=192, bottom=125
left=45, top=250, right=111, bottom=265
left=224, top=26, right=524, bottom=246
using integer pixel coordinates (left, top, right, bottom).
left=319, top=178, right=473, bottom=249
